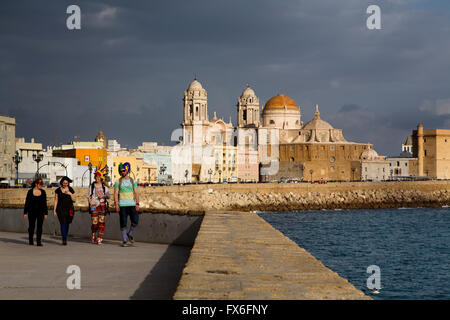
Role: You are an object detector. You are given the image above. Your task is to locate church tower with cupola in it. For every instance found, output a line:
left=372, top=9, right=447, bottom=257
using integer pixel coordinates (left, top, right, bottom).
left=237, top=85, right=260, bottom=128
left=182, top=79, right=210, bottom=144
left=183, top=78, right=208, bottom=125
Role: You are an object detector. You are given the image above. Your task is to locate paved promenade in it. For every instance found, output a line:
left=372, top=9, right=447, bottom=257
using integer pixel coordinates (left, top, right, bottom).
left=0, top=231, right=191, bottom=300
left=174, top=211, right=370, bottom=300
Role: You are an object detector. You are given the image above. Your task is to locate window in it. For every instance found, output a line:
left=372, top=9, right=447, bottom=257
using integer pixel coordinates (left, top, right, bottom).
left=330, top=146, right=335, bottom=151
left=424, top=150, right=427, bottom=156
left=85, top=155, right=90, bottom=162
left=330, top=156, right=335, bottom=163
left=269, top=120, right=275, bottom=124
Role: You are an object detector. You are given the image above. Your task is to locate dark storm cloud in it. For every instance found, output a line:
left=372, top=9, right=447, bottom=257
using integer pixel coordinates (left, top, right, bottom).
left=1, top=0, right=449, bottom=156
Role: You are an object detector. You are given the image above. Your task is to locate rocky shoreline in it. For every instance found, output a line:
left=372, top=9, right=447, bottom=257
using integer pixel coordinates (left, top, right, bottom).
left=1, top=181, right=449, bottom=213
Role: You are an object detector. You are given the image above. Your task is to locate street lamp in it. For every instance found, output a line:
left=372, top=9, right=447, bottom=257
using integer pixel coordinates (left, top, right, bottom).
left=88, top=162, right=93, bottom=186
left=208, top=168, right=213, bottom=182
left=309, top=169, right=314, bottom=183
left=12, top=151, right=22, bottom=185
left=184, top=169, right=189, bottom=183
left=104, top=165, right=110, bottom=184
left=32, top=152, right=44, bottom=178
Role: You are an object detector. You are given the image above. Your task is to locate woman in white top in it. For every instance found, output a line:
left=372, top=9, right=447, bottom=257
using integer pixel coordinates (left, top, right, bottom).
left=87, top=168, right=110, bottom=244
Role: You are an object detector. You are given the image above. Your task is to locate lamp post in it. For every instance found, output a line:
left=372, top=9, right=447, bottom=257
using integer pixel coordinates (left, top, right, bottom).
left=309, top=169, right=314, bottom=183
left=104, top=165, right=110, bottom=185
left=184, top=169, right=189, bottom=183
left=88, top=162, right=93, bottom=186
left=208, top=168, right=213, bottom=182
left=12, top=151, right=22, bottom=186
left=160, top=164, right=167, bottom=184
left=32, top=152, right=44, bottom=178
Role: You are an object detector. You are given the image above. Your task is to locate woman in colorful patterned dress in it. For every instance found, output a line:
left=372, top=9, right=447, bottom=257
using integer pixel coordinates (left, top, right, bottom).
left=88, top=167, right=110, bottom=245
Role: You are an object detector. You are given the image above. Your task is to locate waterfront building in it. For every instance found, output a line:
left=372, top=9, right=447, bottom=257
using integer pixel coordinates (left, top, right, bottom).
left=402, top=135, right=413, bottom=155
left=412, top=123, right=450, bottom=179
left=171, top=144, right=193, bottom=184
left=106, top=139, right=130, bottom=186
left=385, top=156, right=418, bottom=180
left=0, top=115, right=16, bottom=184
left=180, top=79, right=236, bottom=183
left=15, top=138, right=44, bottom=184
left=360, top=146, right=390, bottom=181
left=140, top=144, right=173, bottom=184
left=178, top=80, right=383, bottom=183
left=53, top=141, right=107, bottom=167
left=112, top=155, right=156, bottom=185
left=260, top=102, right=371, bottom=182
left=236, top=86, right=259, bottom=182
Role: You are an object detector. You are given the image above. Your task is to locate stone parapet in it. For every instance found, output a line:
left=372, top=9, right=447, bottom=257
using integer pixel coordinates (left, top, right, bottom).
left=1, top=181, right=449, bottom=212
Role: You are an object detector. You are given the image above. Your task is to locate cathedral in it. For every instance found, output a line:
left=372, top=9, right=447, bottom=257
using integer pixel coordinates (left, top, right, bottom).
left=179, top=79, right=374, bottom=182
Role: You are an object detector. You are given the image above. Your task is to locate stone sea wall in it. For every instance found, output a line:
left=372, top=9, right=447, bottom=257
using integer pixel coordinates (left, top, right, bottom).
left=1, top=181, right=449, bottom=212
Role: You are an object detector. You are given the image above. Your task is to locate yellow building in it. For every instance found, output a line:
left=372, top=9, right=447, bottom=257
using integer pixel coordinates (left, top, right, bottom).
left=206, top=145, right=238, bottom=183
left=413, top=124, right=450, bottom=179
left=112, top=155, right=157, bottom=185
left=53, top=141, right=107, bottom=167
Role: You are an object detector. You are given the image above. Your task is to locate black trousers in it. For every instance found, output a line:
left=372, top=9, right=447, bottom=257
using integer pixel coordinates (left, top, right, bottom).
left=28, top=213, right=45, bottom=244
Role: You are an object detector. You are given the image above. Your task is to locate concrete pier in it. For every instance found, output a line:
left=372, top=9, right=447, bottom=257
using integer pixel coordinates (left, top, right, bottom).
left=0, top=231, right=191, bottom=300
left=174, top=210, right=370, bottom=300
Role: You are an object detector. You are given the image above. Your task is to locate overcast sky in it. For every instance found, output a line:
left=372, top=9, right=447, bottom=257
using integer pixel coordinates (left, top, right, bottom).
left=1, top=0, right=450, bottom=156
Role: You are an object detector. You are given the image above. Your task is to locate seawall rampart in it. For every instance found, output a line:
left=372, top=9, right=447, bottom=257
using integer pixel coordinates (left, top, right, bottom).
left=0, top=181, right=449, bottom=212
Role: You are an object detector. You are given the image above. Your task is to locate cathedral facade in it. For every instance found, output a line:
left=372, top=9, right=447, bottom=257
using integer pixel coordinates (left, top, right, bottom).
left=179, top=79, right=375, bottom=182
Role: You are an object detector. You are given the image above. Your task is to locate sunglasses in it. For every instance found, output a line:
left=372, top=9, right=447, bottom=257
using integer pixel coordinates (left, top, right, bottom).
left=120, top=170, right=126, bottom=173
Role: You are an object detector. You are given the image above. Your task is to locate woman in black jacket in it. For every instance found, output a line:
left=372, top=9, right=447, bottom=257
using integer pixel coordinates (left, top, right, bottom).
left=54, top=176, right=75, bottom=245
left=24, top=178, right=48, bottom=246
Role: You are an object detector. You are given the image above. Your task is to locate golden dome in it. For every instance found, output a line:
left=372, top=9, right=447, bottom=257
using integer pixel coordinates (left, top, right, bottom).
left=263, top=94, right=299, bottom=113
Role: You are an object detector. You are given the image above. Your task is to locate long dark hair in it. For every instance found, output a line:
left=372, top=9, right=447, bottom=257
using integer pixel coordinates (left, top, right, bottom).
left=31, top=178, right=43, bottom=189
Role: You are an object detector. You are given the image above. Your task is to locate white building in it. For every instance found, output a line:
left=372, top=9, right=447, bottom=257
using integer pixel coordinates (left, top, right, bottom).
left=0, top=115, right=16, bottom=184
left=360, top=147, right=390, bottom=181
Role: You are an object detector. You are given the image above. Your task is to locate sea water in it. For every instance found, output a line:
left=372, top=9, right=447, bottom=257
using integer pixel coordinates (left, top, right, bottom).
left=258, top=207, right=450, bottom=299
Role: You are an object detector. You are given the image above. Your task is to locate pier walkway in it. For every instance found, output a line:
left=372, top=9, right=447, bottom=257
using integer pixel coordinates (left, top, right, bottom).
left=0, top=231, right=190, bottom=300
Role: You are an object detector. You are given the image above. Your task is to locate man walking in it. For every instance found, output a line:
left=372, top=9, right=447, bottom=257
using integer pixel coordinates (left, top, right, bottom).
left=114, top=162, right=140, bottom=247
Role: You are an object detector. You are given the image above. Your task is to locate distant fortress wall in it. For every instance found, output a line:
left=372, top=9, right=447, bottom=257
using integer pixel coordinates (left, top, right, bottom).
left=1, top=181, right=449, bottom=212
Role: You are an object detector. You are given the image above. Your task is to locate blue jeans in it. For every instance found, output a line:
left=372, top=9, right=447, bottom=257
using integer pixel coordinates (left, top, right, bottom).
left=119, top=206, right=139, bottom=230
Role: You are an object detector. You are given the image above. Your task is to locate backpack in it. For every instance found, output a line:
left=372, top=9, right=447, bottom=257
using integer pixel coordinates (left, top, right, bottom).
left=90, top=182, right=109, bottom=215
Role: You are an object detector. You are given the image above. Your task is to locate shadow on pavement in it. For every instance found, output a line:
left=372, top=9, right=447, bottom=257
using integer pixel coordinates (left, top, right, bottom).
left=130, top=216, right=203, bottom=300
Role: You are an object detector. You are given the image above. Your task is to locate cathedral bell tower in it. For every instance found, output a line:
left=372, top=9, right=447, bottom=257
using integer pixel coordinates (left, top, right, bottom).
left=182, top=79, right=209, bottom=144
left=237, top=84, right=260, bottom=128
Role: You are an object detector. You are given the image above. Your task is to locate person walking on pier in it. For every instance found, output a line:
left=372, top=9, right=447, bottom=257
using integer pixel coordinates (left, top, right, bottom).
left=114, top=162, right=139, bottom=247
left=88, top=167, right=110, bottom=245
left=24, top=178, right=48, bottom=246
left=54, top=176, right=75, bottom=245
